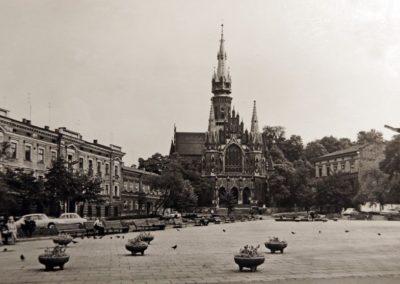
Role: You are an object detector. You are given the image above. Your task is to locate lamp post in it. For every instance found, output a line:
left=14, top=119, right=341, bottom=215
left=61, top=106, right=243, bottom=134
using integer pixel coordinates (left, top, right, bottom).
left=384, top=125, right=400, bottom=133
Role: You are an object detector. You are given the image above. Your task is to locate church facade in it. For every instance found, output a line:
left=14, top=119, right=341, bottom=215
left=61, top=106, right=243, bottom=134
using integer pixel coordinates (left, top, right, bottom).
left=170, top=27, right=269, bottom=208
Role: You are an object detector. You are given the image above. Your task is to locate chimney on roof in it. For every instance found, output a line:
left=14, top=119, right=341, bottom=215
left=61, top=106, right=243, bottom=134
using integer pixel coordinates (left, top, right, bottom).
left=93, top=139, right=98, bottom=144
left=44, top=126, right=50, bottom=130
left=22, top=118, right=27, bottom=123
left=26, top=120, right=31, bottom=125
left=131, top=164, right=137, bottom=169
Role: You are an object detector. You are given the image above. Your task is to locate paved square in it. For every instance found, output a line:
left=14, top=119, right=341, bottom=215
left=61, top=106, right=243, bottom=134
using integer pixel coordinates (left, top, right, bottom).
left=1, top=219, right=400, bottom=283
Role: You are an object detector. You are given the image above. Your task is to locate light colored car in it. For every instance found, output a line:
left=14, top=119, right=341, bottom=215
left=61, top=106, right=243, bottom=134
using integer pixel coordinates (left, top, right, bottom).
left=167, top=212, right=181, bottom=218
left=342, top=208, right=359, bottom=216
left=15, top=213, right=58, bottom=229
left=58, top=213, right=87, bottom=225
left=380, top=208, right=400, bottom=216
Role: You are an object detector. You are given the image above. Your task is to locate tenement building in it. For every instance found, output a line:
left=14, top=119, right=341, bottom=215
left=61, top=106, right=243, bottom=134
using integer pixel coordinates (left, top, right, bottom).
left=0, top=107, right=124, bottom=217
left=121, top=165, right=161, bottom=216
left=170, top=26, right=269, bottom=208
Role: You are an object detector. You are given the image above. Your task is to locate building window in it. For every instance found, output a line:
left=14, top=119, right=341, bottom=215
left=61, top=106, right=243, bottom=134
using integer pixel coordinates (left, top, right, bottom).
left=114, top=186, right=119, bottom=197
left=79, top=157, right=84, bottom=169
left=105, top=163, right=109, bottom=175
left=225, top=144, right=243, bottom=173
left=68, top=154, right=73, bottom=163
left=105, top=184, right=109, bottom=195
left=319, top=167, right=322, bottom=177
left=10, top=142, right=17, bottom=159
left=97, top=161, right=101, bottom=175
left=38, top=148, right=44, bottom=163
left=51, top=151, right=57, bottom=162
left=114, top=165, right=118, bottom=176
left=327, top=166, right=331, bottom=176
left=24, top=145, right=32, bottom=161
left=88, top=160, right=93, bottom=176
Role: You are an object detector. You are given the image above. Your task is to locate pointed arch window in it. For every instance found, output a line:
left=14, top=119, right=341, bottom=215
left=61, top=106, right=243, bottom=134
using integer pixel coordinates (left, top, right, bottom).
left=225, top=144, right=242, bottom=173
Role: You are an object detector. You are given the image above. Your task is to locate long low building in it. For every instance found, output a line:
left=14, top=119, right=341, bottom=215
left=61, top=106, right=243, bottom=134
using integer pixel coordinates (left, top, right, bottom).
left=121, top=165, right=162, bottom=216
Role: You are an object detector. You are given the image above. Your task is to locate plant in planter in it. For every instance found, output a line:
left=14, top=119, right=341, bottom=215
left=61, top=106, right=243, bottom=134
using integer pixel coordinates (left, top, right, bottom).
left=53, top=233, right=73, bottom=246
left=38, top=245, right=70, bottom=271
left=125, top=235, right=148, bottom=256
left=139, top=232, right=154, bottom=244
left=234, top=244, right=265, bottom=272
left=265, top=236, right=287, bottom=254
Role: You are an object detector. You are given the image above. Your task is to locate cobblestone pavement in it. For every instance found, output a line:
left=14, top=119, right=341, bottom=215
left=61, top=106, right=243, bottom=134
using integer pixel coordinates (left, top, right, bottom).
left=1, top=219, right=400, bottom=283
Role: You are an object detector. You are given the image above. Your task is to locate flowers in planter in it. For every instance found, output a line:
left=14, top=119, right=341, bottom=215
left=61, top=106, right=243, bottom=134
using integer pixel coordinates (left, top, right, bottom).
left=237, top=245, right=261, bottom=258
left=127, top=235, right=144, bottom=244
left=38, top=245, right=70, bottom=270
left=138, top=232, right=154, bottom=244
left=42, top=246, right=68, bottom=258
left=53, top=233, right=73, bottom=245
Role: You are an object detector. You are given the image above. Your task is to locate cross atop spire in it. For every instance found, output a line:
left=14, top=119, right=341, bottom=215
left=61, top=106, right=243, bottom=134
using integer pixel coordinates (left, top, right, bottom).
left=212, top=25, right=231, bottom=95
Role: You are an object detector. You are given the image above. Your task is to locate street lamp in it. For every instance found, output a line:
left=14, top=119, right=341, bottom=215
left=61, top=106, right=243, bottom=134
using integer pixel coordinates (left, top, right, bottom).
left=384, top=125, right=400, bottom=133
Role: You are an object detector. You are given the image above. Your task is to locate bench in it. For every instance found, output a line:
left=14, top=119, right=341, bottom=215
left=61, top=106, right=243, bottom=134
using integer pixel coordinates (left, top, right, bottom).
left=146, top=219, right=166, bottom=230
left=55, top=223, right=86, bottom=237
left=103, top=220, right=129, bottom=234
left=172, top=219, right=185, bottom=228
left=83, top=221, right=95, bottom=235
left=133, top=219, right=152, bottom=231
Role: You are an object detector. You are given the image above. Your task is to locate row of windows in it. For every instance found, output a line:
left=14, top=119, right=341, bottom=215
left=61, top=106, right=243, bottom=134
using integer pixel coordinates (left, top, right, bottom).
left=67, top=154, right=119, bottom=176
left=9, top=141, right=57, bottom=163
left=102, top=184, right=120, bottom=197
left=317, top=161, right=356, bottom=177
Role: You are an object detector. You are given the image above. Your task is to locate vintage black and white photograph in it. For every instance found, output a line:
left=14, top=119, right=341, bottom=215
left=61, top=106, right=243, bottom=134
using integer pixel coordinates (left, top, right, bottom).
left=1, top=1, right=400, bottom=283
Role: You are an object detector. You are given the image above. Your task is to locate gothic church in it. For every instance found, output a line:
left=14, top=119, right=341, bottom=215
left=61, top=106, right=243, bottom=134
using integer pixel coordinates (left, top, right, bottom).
left=170, top=26, right=269, bottom=208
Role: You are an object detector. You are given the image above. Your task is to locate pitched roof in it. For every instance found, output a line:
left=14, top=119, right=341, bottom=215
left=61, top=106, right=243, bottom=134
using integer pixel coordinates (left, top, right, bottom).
left=316, top=144, right=365, bottom=161
left=175, top=132, right=205, bottom=156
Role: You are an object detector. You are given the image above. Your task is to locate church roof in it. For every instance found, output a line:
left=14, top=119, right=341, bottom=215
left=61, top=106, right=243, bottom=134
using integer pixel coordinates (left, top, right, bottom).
left=174, top=132, right=205, bottom=157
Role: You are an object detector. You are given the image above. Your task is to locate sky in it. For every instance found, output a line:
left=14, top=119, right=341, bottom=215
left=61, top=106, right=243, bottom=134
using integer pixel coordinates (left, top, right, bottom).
left=1, top=0, right=400, bottom=165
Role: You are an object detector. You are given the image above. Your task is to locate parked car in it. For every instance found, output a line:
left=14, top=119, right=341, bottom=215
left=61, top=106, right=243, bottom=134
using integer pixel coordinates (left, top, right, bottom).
left=168, top=212, right=182, bottom=218
left=380, top=208, right=400, bottom=216
left=58, top=213, right=87, bottom=225
left=342, top=208, right=359, bottom=216
left=15, top=214, right=59, bottom=229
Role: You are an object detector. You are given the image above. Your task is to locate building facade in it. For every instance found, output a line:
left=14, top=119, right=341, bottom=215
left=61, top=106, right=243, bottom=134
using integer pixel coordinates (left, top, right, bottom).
left=121, top=165, right=162, bottom=216
left=170, top=26, right=269, bottom=208
left=0, top=107, right=125, bottom=217
left=314, top=143, right=386, bottom=195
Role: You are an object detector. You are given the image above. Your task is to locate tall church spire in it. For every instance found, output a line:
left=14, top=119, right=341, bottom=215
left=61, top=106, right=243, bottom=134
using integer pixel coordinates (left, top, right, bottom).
left=212, top=24, right=231, bottom=95
left=217, top=24, right=227, bottom=79
left=250, top=100, right=259, bottom=133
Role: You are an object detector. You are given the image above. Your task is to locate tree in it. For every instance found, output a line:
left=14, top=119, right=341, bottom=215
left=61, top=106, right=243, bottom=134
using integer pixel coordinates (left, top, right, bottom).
left=219, top=190, right=237, bottom=216
left=149, top=159, right=186, bottom=214
left=279, top=135, right=304, bottom=162
left=0, top=141, right=16, bottom=215
left=379, top=135, right=400, bottom=204
left=356, top=168, right=389, bottom=209
left=304, top=141, right=328, bottom=161
left=175, top=180, right=198, bottom=212
left=3, top=168, right=47, bottom=215
left=319, top=136, right=350, bottom=153
left=357, top=129, right=384, bottom=144
left=315, top=174, right=358, bottom=213
left=262, top=126, right=286, bottom=149
left=45, top=158, right=103, bottom=214
left=138, top=153, right=169, bottom=174
left=380, top=135, right=400, bottom=178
